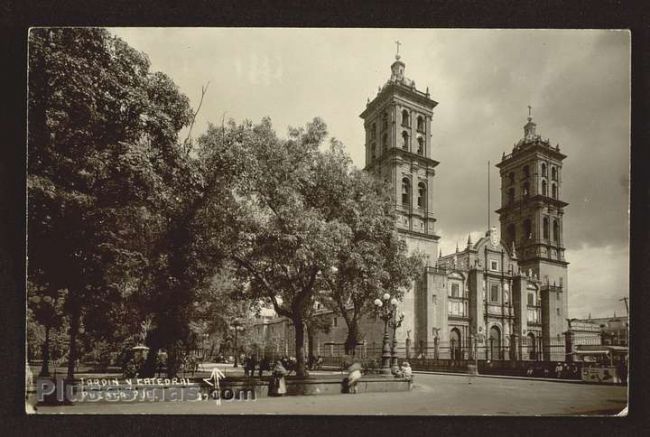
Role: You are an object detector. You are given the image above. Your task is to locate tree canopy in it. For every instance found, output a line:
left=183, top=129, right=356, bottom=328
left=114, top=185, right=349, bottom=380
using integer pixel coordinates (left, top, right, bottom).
left=27, top=28, right=423, bottom=380
left=27, top=28, right=203, bottom=378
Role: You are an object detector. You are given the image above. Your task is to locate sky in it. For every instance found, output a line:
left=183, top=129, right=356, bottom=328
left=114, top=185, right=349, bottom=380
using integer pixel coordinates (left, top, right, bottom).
left=111, top=28, right=630, bottom=319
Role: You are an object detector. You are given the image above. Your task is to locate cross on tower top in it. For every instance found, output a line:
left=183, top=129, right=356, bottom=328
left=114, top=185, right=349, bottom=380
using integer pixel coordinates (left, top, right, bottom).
left=395, top=40, right=402, bottom=59
left=528, top=105, right=532, bottom=121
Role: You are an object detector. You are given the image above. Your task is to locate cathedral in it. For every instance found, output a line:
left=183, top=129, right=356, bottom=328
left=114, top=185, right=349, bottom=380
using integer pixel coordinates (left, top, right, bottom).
left=252, top=49, right=570, bottom=362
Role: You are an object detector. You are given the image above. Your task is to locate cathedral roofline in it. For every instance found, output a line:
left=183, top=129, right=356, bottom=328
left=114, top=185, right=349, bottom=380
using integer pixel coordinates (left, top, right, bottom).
left=497, top=143, right=567, bottom=168
left=360, top=82, right=437, bottom=119
left=498, top=112, right=566, bottom=165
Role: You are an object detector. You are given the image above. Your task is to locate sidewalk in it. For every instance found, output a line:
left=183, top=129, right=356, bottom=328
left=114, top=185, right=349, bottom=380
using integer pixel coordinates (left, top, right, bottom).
left=412, top=370, right=586, bottom=384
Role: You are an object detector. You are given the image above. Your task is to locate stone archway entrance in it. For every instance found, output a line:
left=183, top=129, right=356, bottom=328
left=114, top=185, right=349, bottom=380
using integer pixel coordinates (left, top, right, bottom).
left=527, top=332, right=537, bottom=360
left=449, top=328, right=462, bottom=361
left=489, top=326, right=501, bottom=361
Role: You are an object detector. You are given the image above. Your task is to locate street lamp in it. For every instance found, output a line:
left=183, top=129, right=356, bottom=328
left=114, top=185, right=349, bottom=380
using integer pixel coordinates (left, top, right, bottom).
left=469, top=326, right=484, bottom=376
left=390, top=310, right=405, bottom=373
left=374, top=293, right=399, bottom=376
left=229, top=319, right=245, bottom=368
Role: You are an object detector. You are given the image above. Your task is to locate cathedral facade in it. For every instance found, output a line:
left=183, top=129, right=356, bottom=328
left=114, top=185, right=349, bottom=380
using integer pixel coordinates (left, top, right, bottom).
left=251, top=52, right=569, bottom=362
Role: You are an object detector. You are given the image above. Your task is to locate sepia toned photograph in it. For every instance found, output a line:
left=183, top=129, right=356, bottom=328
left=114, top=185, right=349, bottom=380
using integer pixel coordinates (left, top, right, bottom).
left=25, top=27, right=630, bottom=415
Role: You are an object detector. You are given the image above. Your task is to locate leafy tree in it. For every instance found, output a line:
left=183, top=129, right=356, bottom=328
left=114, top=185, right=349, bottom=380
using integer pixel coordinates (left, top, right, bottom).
left=26, top=282, right=67, bottom=376
left=188, top=265, right=257, bottom=360
left=137, top=116, right=248, bottom=377
left=28, top=28, right=194, bottom=379
left=315, top=144, right=425, bottom=355
left=211, top=117, right=350, bottom=377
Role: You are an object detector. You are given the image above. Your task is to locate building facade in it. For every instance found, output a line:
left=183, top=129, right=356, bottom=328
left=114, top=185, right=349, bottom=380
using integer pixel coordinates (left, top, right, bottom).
left=250, top=52, right=569, bottom=362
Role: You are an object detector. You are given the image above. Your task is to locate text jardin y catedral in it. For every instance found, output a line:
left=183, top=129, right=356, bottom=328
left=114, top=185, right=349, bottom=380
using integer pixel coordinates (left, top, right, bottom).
left=79, top=377, right=192, bottom=387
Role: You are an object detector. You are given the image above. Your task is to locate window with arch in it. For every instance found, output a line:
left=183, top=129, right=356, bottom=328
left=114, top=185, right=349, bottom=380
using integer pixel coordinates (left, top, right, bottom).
left=523, top=181, right=530, bottom=197
left=402, top=131, right=409, bottom=150
left=417, top=182, right=426, bottom=208
left=508, top=172, right=515, bottom=185
left=541, top=163, right=547, bottom=177
left=417, top=115, right=425, bottom=132
left=543, top=217, right=550, bottom=240
left=401, top=178, right=411, bottom=206
left=527, top=292, right=535, bottom=306
left=371, top=143, right=376, bottom=160
left=523, top=165, right=530, bottom=178
left=507, top=187, right=515, bottom=204
left=551, top=166, right=557, bottom=181
left=401, top=109, right=410, bottom=127
left=382, top=112, right=388, bottom=130
left=451, top=283, right=460, bottom=298
left=507, top=223, right=516, bottom=242
left=382, top=133, right=388, bottom=152
left=542, top=180, right=547, bottom=196
left=523, top=218, right=532, bottom=239
left=417, top=137, right=424, bottom=155
left=370, top=122, right=377, bottom=140
left=553, top=220, right=559, bottom=242
left=551, top=183, right=557, bottom=199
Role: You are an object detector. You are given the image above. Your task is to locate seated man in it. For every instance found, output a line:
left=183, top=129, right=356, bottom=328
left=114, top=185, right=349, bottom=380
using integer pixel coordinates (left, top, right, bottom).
left=400, top=361, right=413, bottom=381
left=345, top=363, right=363, bottom=394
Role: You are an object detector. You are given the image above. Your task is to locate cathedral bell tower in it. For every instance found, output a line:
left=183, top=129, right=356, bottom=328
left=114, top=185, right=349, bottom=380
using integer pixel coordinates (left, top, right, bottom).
left=359, top=46, right=440, bottom=258
left=496, top=108, right=569, bottom=351
left=359, top=44, right=440, bottom=345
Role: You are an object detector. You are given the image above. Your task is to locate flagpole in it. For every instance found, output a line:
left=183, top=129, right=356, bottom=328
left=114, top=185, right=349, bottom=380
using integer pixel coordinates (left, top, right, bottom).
left=488, top=160, right=491, bottom=231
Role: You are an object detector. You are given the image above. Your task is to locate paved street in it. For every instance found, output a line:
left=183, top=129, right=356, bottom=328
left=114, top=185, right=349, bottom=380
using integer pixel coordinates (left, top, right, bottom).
left=35, top=372, right=627, bottom=416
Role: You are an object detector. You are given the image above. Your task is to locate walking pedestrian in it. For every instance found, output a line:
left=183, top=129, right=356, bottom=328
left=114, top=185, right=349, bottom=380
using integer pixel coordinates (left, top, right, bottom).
left=270, top=360, right=288, bottom=396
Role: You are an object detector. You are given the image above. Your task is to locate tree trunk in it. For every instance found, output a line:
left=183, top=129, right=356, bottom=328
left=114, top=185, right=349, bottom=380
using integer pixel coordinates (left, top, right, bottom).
left=344, top=317, right=360, bottom=356
left=292, top=317, right=307, bottom=377
left=40, top=324, right=50, bottom=377
left=306, top=322, right=315, bottom=368
left=66, top=299, right=80, bottom=380
left=166, top=342, right=182, bottom=378
left=139, top=329, right=162, bottom=377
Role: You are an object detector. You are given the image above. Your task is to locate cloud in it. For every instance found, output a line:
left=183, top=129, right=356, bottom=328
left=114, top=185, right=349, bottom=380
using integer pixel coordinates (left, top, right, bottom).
left=109, top=28, right=630, bottom=319
left=567, top=244, right=629, bottom=318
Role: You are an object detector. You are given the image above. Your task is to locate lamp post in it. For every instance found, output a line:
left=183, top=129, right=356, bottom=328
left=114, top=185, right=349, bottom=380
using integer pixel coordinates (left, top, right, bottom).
left=469, top=326, right=484, bottom=376
left=374, top=293, right=399, bottom=376
left=229, top=319, right=244, bottom=368
left=432, top=327, right=440, bottom=360
left=390, top=311, right=405, bottom=373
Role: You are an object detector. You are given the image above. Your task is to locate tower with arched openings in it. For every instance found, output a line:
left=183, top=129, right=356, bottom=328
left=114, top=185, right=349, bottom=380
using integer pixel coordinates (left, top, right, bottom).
left=495, top=111, right=569, bottom=359
left=360, top=48, right=440, bottom=345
